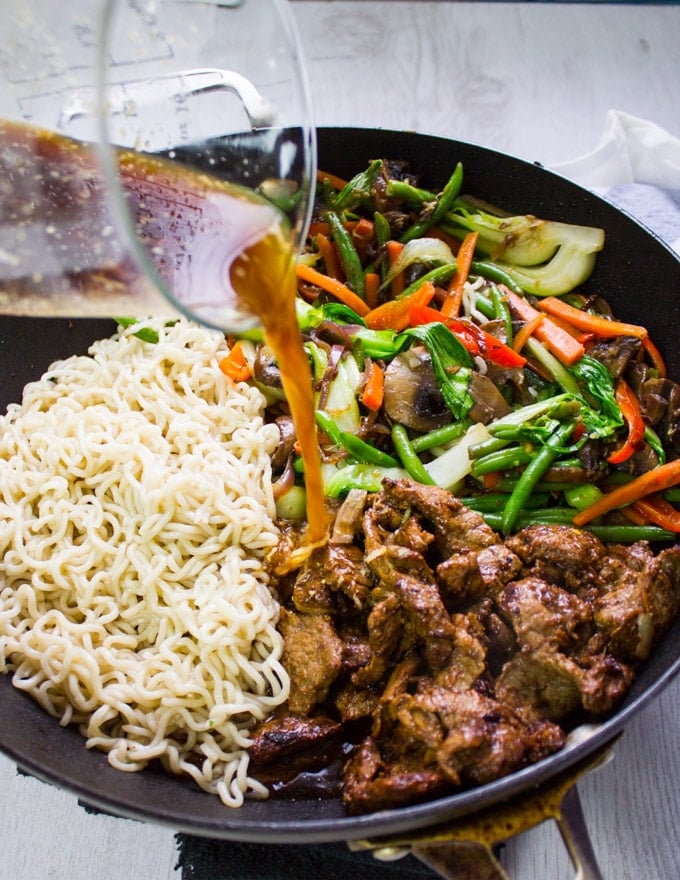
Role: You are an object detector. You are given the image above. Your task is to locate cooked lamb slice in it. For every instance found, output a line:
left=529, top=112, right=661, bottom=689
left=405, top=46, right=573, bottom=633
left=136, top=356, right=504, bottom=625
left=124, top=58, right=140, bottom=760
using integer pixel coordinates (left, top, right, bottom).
left=342, top=682, right=564, bottom=813
left=279, top=609, right=344, bottom=714
left=495, top=647, right=633, bottom=722
left=248, top=712, right=342, bottom=767
left=499, top=576, right=592, bottom=652
left=351, top=594, right=409, bottom=689
left=505, top=523, right=606, bottom=593
left=381, top=478, right=499, bottom=555
left=342, top=737, right=450, bottom=814
left=292, top=544, right=373, bottom=613
left=437, top=543, right=524, bottom=603
left=594, top=543, right=680, bottom=661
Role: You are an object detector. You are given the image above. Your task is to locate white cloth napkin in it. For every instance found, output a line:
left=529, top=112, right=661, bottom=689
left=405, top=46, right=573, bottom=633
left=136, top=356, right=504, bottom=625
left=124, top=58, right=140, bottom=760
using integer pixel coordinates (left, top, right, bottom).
left=551, top=110, right=680, bottom=254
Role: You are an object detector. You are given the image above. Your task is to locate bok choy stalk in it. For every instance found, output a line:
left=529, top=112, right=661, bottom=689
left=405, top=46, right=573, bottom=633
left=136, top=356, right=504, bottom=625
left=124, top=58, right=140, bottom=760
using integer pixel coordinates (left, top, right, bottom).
left=439, top=197, right=605, bottom=296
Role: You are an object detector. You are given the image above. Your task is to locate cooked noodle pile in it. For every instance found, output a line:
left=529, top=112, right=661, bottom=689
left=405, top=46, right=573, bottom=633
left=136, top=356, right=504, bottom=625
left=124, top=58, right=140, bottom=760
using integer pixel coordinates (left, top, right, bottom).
left=0, top=318, right=289, bottom=806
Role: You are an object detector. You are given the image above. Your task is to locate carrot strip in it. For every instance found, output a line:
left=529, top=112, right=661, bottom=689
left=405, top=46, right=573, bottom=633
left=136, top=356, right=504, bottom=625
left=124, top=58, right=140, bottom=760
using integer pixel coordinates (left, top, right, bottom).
left=218, top=341, right=251, bottom=382
left=295, top=263, right=370, bottom=316
left=572, top=458, right=680, bottom=526
left=365, top=281, right=436, bottom=331
left=632, top=495, right=680, bottom=532
left=360, top=359, right=385, bottom=411
left=308, top=221, right=331, bottom=237
left=314, top=232, right=343, bottom=280
left=316, top=169, right=348, bottom=190
left=503, top=291, right=585, bottom=366
left=386, top=240, right=405, bottom=298
left=642, top=335, right=667, bottom=378
left=441, top=232, right=478, bottom=319
left=427, top=225, right=462, bottom=253
left=620, top=505, right=651, bottom=526
left=364, top=272, right=380, bottom=310
left=537, top=296, right=648, bottom=339
left=511, top=313, right=545, bottom=353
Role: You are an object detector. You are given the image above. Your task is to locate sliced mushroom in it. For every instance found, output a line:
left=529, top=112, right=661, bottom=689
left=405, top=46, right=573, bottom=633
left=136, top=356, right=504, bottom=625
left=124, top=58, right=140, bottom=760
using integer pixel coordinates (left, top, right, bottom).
left=468, top=373, right=511, bottom=424
left=253, top=344, right=283, bottom=388
left=382, top=347, right=450, bottom=432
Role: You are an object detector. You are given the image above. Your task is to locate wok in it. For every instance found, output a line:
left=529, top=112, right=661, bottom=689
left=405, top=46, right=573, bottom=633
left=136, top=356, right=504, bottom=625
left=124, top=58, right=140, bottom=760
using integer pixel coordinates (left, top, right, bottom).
left=1, top=127, right=680, bottom=876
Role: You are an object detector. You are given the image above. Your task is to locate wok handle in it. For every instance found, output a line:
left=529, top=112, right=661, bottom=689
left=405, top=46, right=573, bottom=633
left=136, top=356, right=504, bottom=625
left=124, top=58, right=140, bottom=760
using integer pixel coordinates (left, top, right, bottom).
left=556, top=785, right=607, bottom=880
left=351, top=741, right=616, bottom=880
left=406, top=785, right=607, bottom=880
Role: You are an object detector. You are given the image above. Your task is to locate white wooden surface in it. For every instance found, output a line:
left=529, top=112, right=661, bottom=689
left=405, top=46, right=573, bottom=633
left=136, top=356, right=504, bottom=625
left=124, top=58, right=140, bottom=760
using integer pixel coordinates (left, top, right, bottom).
left=2, top=3, right=680, bottom=879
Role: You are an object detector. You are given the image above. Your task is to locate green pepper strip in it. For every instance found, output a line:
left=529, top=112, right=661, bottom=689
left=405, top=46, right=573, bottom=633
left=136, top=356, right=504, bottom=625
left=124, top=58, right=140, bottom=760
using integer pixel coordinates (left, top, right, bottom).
left=400, top=163, right=464, bottom=243
left=392, top=424, right=436, bottom=484
left=501, top=419, right=577, bottom=533
left=326, top=211, right=365, bottom=299
left=316, top=411, right=399, bottom=468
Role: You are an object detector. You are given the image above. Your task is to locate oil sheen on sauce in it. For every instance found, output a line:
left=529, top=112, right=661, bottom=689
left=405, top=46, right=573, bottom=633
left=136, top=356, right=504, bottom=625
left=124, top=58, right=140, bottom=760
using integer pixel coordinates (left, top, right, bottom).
left=0, top=119, right=326, bottom=548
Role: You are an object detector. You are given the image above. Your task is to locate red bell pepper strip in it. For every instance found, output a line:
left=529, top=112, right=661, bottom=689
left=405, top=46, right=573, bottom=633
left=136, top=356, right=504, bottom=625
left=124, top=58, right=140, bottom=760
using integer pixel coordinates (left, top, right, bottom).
left=409, top=304, right=526, bottom=368
left=632, top=494, right=680, bottom=532
left=607, top=378, right=645, bottom=465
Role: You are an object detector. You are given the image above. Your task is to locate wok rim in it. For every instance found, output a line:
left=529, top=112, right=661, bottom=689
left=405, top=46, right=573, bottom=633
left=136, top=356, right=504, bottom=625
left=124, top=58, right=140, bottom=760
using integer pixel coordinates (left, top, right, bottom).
left=1, top=125, right=680, bottom=844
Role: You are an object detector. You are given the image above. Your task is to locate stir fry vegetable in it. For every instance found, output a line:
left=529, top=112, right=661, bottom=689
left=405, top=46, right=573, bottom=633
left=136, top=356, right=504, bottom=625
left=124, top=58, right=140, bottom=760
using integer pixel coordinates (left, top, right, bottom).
left=236, top=158, right=680, bottom=540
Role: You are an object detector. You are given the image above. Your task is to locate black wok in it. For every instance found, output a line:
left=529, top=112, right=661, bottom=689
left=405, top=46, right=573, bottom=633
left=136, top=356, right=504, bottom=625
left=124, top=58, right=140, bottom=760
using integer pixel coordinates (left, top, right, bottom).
left=1, top=127, right=679, bottom=850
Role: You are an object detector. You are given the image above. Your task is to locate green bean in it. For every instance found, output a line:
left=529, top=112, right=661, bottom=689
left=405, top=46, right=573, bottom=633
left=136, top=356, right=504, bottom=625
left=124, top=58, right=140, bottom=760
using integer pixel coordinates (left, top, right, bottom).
left=469, top=259, right=524, bottom=294
left=461, top=492, right=550, bottom=513
left=316, top=410, right=399, bottom=468
left=400, top=163, right=463, bottom=243
left=392, top=424, right=436, bottom=484
left=563, top=483, right=604, bottom=511
left=385, top=180, right=436, bottom=205
left=341, top=434, right=400, bottom=468
left=523, top=337, right=581, bottom=395
left=582, top=525, right=675, bottom=543
left=411, top=421, right=470, bottom=453
left=501, top=419, right=577, bottom=534
left=490, top=285, right=514, bottom=344
left=470, top=446, right=533, bottom=477
left=397, top=264, right=457, bottom=299
left=326, top=211, right=365, bottom=299
left=374, top=211, right=392, bottom=282
left=480, top=512, right=675, bottom=542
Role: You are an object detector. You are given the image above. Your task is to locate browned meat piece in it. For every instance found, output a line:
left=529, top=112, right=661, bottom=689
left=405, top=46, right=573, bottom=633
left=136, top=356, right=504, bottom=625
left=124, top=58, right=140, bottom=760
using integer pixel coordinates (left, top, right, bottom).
left=495, top=647, right=633, bottom=722
left=292, top=544, right=373, bottom=613
left=499, top=576, right=592, bottom=652
left=279, top=609, right=344, bottom=714
left=351, top=594, right=408, bottom=688
left=476, top=543, right=524, bottom=587
left=248, top=712, right=342, bottom=766
left=435, top=613, right=487, bottom=691
left=436, top=543, right=523, bottom=603
left=505, top=524, right=605, bottom=593
left=436, top=551, right=486, bottom=602
left=342, top=682, right=564, bottom=814
left=334, top=682, right=380, bottom=722
left=594, top=543, right=680, bottom=661
left=342, top=737, right=450, bottom=815
left=381, top=478, right=498, bottom=555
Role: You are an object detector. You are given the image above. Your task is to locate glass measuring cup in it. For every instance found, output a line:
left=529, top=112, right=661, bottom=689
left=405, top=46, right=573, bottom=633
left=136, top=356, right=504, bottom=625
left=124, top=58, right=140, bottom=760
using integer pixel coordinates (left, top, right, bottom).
left=0, top=0, right=316, bottom=331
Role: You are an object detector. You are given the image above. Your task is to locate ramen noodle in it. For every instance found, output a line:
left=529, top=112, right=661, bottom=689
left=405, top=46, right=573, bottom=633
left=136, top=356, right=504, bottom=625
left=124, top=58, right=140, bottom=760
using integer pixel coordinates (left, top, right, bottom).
left=0, top=318, right=289, bottom=807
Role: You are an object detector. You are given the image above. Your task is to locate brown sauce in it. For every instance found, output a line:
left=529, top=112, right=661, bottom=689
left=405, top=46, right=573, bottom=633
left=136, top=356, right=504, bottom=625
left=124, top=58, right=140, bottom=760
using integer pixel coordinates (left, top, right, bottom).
left=0, top=119, right=327, bottom=547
